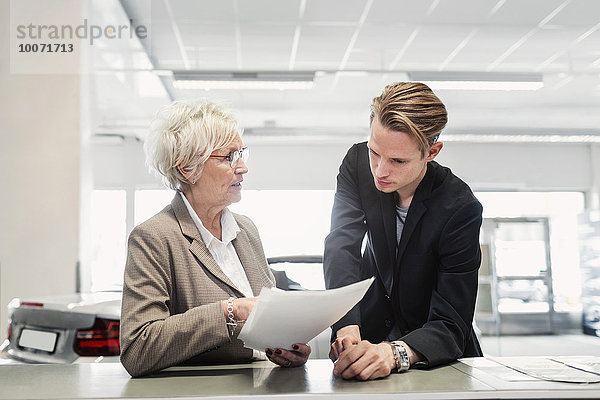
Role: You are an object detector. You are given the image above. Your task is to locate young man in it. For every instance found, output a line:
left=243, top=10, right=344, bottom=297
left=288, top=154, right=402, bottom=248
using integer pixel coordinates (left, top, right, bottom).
left=324, top=82, right=483, bottom=380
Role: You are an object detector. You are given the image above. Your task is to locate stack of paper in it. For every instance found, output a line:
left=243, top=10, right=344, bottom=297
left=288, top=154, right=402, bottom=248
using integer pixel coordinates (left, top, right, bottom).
left=238, top=277, right=374, bottom=351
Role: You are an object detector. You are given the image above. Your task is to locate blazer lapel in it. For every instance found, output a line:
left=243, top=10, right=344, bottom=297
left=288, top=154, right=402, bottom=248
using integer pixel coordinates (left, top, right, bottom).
left=171, top=193, right=240, bottom=295
left=232, top=229, right=264, bottom=296
left=395, top=163, right=435, bottom=268
left=380, top=191, right=397, bottom=266
left=375, top=191, right=397, bottom=296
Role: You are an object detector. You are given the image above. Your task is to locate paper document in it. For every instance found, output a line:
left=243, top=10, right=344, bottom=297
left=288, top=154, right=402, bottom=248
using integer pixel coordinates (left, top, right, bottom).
left=238, top=277, right=374, bottom=351
left=489, top=356, right=600, bottom=384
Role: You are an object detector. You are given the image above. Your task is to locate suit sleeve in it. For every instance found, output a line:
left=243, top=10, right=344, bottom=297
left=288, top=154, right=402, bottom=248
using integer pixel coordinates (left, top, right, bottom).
left=401, top=200, right=483, bottom=366
left=324, top=144, right=368, bottom=334
left=119, top=225, right=231, bottom=377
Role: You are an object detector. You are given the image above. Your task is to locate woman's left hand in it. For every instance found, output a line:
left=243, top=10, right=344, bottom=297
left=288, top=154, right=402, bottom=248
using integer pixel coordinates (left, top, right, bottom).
left=266, top=343, right=311, bottom=368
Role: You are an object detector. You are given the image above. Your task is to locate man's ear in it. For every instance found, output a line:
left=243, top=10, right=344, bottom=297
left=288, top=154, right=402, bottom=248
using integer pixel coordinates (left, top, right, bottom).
left=426, top=142, right=443, bottom=162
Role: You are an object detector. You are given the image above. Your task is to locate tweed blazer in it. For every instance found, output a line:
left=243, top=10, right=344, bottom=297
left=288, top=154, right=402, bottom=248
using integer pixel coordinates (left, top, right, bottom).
left=120, top=193, right=274, bottom=377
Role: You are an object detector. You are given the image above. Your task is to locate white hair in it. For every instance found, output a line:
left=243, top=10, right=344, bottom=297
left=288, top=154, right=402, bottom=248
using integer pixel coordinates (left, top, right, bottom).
left=144, top=100, right=240, bottom=191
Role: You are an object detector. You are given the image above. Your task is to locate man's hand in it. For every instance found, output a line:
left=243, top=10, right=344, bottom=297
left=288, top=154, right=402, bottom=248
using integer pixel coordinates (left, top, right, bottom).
left=329, top=325, right=361, bottom=361
left=333, top=340, right=395, bottom=380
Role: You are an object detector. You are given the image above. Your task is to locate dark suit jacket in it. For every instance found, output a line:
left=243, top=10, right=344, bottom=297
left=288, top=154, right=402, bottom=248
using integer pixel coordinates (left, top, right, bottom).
left=120, top=194, right=274, bottom=377
left=324, top=142, right=483, bottom=367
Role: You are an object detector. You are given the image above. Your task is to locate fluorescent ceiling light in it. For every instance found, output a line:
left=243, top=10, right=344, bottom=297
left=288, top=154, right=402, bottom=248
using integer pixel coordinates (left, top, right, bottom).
left=442, top=134, right=600, bottom=143
left=409, top=72, right=544, bottom=91
left=421, top=81, right=543, bottom=91
left=173, top=80, right=314, bottom=90
left=172, top=71, right=315, bottom=90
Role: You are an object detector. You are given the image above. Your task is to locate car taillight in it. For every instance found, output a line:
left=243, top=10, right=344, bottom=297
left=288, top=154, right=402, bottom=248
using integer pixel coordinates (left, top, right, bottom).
left=74, top=318, right=120, bottom=356
left=20, top=302, right=44, bottom=307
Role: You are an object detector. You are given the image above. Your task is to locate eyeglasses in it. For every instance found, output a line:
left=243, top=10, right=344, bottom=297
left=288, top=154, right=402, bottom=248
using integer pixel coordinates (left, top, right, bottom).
left=208, top=146, right=249, bottom=168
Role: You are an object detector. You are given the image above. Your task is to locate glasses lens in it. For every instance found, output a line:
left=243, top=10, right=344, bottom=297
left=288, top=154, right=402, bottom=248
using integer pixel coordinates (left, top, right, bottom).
left=230, top=147, right=249, bottom=168
left=240, top=147, right=249, bottom=163
left=230, top=151, right=240, bottom=167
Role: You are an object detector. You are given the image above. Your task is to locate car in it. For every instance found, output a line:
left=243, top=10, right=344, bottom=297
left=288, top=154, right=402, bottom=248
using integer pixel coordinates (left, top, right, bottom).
left=2, top=256, right=330, bottom=364
left=582, top=296, right=600, bottom=337
left=2, top=291, right=122, bottom=364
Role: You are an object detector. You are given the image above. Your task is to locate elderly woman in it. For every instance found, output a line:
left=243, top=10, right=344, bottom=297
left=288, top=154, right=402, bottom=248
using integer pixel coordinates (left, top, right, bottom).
left=120, top=101, right=310, bottom=377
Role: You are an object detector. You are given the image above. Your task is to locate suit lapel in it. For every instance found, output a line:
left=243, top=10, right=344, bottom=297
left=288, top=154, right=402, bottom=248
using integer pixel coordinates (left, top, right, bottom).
left=395, top=201, right=426, bottom=266
left=171, top=193, right=242, bottom=295
left=395, top=162, right=436, bottom=268
left=377, top=191, right=397, bottom=295
left=232, top=229, right=264, bottom=296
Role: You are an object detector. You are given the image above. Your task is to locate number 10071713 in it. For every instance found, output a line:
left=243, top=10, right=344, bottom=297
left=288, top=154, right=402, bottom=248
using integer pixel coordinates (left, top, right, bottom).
left=18, top=43, right=74, bottom=53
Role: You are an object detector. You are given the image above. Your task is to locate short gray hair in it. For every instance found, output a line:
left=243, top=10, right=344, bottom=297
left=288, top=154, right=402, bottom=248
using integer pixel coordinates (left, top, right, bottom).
left=144, top=100, right=240, bottom=190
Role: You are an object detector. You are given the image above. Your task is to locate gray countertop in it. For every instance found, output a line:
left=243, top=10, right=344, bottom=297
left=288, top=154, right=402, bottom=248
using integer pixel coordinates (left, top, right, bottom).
left=1, top=357, right=599, bottom=399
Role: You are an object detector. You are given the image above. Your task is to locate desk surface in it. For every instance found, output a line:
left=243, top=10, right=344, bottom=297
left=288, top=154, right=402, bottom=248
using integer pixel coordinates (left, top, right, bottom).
left=1, top=358, right=599, bottom=399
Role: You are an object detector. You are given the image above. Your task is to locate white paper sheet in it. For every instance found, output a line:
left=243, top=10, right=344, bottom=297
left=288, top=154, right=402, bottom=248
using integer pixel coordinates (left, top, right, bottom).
left=489, top=356, right=600, bottom=383
left=238, top=277, right=374, bottom=351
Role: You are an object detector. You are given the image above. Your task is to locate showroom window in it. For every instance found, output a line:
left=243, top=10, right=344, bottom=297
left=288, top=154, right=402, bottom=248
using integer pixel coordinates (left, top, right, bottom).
left=89, top=190, right=127, bottom=291
left=88, top=189, right=584, bottom=299
left=475, top=191, right=585, bottom=312
left=134, top=189, right=175, bottom=226
left=89, top=189, right=334, bottom=291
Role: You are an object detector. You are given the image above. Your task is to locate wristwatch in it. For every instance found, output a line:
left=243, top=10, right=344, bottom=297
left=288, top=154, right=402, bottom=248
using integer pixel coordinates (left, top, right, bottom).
left=390, top=341, right=410, bottom=372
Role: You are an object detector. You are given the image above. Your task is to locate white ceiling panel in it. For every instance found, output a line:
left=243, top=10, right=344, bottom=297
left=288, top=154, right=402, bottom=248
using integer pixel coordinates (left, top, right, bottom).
left=446, top=26, right=535, bottom=68
left=353, top=24, right=421, bottom=53
left=91, top=0, right=600, bottom=135
left=178, top=23, right=237, bottom=49
left=237, top=0, right=301, bottom=22
left=545, top=0, right=600, bottom=26
left=295, top=25, right=355, bottom=65
left=168, top=0, right=234, bottom=23
left=400, top=25, right=478, bottom=68
left=571, top=29, right=600, bottom=66
left=501, top=27, right=587, bottom=66
left=344, top=48, right=388, bottom=70
left=303, top=0, right=367, bottom=23
left=366, top=1, right=430, bottom=24
left=239, top=23, right=296, bottom=50
left=488, top=0, right=568, bottom=25
left=187, top=48, right=239, bottom=70
left=241, top=51, right=291, bottom=70
left=427, top=0, right=499, bottom=25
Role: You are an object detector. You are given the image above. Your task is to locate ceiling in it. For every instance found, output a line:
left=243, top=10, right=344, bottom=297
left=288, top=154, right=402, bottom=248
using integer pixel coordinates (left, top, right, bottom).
left=91, top=0, right=600, bottom=141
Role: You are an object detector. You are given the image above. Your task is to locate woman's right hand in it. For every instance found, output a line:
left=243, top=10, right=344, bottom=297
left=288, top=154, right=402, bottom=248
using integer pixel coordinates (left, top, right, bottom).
left=222, top=297, right=257, bottom=321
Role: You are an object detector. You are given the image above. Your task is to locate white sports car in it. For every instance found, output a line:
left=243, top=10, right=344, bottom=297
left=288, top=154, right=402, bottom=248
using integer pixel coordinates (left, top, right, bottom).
left=3, top=291, right=122, bottom=364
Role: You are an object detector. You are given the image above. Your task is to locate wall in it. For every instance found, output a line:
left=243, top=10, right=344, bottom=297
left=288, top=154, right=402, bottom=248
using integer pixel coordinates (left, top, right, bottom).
left=93, top=136, right=594, bottom=193
left=0, top=0, right=81, bottom=338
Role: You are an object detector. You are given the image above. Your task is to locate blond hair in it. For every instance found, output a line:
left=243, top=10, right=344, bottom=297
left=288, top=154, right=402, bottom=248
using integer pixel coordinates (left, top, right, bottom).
left=144, top=100, right=239, bottom=190
left=370, top=82, right=447, bottom=156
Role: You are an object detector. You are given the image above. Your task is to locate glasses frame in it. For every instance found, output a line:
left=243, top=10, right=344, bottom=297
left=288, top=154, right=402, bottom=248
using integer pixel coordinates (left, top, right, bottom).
left=208, top=146, right=249, bottom=168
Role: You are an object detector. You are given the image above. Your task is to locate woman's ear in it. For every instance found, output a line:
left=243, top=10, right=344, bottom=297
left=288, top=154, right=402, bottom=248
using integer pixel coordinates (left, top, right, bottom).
left=178, top=165, right=196, bottom=184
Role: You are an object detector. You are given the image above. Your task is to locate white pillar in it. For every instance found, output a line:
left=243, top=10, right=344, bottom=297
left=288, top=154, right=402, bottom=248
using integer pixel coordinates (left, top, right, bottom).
left=0, top=0, right=81, bottom=337
left=588, top=144, right=600, bottom=211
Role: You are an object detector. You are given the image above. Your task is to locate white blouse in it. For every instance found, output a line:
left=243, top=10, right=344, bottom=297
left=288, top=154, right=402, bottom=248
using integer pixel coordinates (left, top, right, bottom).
left=180, top=193, right=253, bottom=298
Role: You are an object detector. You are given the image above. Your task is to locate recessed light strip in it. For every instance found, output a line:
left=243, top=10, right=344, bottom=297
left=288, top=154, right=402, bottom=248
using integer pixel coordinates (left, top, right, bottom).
left=172, top=80, right=315, bottom=90
left=443, top=134, right=600, bottom=143
left=423, top=80, right=543, bottom=91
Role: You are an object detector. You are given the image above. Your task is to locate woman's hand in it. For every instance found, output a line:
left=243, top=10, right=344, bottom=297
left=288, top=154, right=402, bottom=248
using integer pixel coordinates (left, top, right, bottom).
left=221, top=297, right=257, bottom=321
left=266, top=343, right=311, bottom=368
